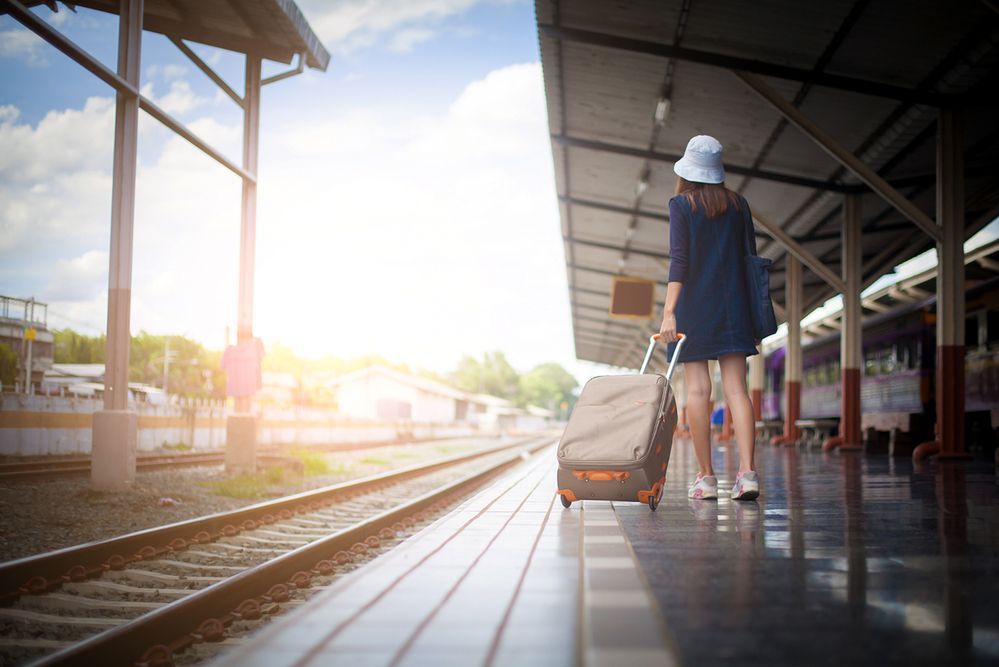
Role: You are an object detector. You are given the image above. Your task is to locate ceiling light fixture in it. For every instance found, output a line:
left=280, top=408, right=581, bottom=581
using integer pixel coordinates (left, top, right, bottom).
left=653, top=96, right=671, bottom=125
left=635, top=166, right=651, bottom=198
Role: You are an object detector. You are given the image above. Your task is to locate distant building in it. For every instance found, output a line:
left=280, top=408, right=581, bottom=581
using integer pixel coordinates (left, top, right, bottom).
left=42, top=364, right=167, bottom=405
left=324, top=365, right=557, bottom=431
left=259, top=371, right=299, bottom=406
left=0, top=296, right=53, bottom=392
left=328, top=365, right=469, bottom=423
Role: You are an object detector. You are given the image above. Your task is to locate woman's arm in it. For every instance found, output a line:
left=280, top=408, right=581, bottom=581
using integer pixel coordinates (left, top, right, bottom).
left=660, top=281, right=682, bottom=342
left=660, top=197, right=688, bottom=343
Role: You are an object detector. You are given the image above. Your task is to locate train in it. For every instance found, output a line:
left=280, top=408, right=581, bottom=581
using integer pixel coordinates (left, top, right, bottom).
left=761, top=274, right=999, bottom=456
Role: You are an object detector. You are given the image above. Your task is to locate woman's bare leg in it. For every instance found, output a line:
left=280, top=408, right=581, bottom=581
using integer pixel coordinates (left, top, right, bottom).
left=684, top=361, right=714, bottom=476
left=719, top=353, right=755, bottom=473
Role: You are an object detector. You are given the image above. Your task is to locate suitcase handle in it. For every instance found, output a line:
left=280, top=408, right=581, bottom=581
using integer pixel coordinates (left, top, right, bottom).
left=640, top=333, right=686, bottom=378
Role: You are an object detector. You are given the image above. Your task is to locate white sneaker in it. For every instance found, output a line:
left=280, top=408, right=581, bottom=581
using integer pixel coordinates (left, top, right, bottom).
left=731, top=471, right=760, bottom=500
left=687, top=474, right=718, bottom=499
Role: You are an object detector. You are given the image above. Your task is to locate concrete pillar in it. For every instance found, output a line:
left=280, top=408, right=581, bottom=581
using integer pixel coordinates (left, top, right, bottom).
left=775, top=257, right=802, bottom=445
left=825, top=195, right=863, bottom=452
left=92, top=0, right=142, bottom=491
left=226, top=55, right=262, bottom=473
left=749, top=348, right=764, bottom=425
left=933, top=108, right=967, bottom=459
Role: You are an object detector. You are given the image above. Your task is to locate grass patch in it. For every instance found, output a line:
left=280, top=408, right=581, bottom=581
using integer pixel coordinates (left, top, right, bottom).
left=162, top=441, right=193, bottom=451
left=201, top=466, right=288, bottom=499
left=358, top=456, right=389, bottom=466
left=286, top=448, right=332, bottom=476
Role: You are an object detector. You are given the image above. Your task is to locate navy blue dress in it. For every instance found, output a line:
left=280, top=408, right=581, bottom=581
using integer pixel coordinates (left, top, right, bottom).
left=666, top=192, right=759, bottom=363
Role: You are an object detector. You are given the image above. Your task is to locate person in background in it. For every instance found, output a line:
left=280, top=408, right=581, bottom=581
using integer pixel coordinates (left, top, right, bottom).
left=659, top=135, right=760, bottom=501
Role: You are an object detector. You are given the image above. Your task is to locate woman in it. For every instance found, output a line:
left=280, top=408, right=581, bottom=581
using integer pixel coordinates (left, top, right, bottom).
left=659, top=135, right=760, bottom=501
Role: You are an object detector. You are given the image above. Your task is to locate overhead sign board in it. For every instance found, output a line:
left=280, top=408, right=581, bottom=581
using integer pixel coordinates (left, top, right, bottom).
left=609, top=276, right=656, bottom=319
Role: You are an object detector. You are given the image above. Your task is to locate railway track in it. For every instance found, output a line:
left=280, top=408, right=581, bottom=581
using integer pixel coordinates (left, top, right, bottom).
left=0, top=434, right=555, bottom=666
left=0, top=453, right=228, bottom=481
left=0, top=435, right=480, bottom=481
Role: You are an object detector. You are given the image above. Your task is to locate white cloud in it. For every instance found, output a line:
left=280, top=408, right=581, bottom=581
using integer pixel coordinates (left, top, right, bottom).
left=253, top=62, right=569, bottom=373
left=0, top=105, right=19, bottom=124
left=146, top=63, right=187, bottom=81
left=389, top=27, right=437, bottom=52
left=146, top=79, right=209, bottom=115
left=0, top=28, right=48, bottom=66
left=298, top=0, right=500, bottom=53
left=0, top=97, right=114, bottom=184
left=0, top=61, right=585, bottom=379
left=47, top=250, right=108, bottom=301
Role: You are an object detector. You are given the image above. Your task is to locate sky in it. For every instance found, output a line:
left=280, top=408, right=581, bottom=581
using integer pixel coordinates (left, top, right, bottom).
left=0, top=0, right=616, bottom=382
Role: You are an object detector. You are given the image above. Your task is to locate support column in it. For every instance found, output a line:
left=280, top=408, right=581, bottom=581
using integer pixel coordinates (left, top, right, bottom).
left=917, top=109, right=968, bottom=460
left=825, top=195, right=863, bottom=452
left=774, top=257, right=802, bottom=445
left=749, top=348, right=764, bottom=427
left=92, top=0, right=142, bottom=492
left=226, top=55, right=262, bottom=474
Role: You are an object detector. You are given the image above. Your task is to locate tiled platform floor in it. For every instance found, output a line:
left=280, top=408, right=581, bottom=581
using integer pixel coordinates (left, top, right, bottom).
left=622, top=438, right=999, bottom=665
left=212, top=437, right=999, bottom=667
left=211, top=445, right=677, bottom=667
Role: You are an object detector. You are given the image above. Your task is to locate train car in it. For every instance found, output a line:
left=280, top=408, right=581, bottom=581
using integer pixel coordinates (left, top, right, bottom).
left=762, top=276, right=999, bottom=454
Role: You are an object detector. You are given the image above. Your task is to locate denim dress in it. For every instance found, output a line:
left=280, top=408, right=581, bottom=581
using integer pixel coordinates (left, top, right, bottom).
left=666, top=192, right=759, bottom=363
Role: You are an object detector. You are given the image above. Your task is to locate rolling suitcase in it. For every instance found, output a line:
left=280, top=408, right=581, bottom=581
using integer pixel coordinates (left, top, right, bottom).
left=557, top=333, right=686, bottom=511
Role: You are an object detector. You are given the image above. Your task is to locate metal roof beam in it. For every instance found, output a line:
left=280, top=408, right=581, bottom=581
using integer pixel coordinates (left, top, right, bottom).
left=752, top=211, right=846, bottom=293
left=553, top=134, right=856, bottom=192
left=734, top=70, right=942, bottom=243
left=559, top=195, right=667, bottom=222
left=564, top=235, right=670, bottom=261
left=170, top=37, right=243, bottom=107
left=539, top=24, right=952, bottom=107
left=5, top=0, right=254, bottom=183
left=567, top=262, right=666, bottom=285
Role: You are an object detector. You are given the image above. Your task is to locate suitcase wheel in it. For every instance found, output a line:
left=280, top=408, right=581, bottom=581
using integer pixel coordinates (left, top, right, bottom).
left=648, top=495, right=658, bottom=511
left=560, top=494, right=572, bottom=509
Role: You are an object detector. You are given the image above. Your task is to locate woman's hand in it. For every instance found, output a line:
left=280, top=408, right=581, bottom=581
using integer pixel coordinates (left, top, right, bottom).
left=659, top=311, right=677, bottom=343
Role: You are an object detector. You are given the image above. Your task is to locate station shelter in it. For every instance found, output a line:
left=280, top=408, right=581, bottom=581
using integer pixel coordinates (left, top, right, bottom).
left=537, top=0, right=999, bottom=460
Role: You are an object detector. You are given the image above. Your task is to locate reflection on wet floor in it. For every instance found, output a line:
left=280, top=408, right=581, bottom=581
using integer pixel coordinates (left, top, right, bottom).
left=615, top=437, right=999, bottom=666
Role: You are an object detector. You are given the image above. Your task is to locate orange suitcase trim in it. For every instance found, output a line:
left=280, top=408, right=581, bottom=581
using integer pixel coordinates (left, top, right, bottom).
left=637, top=475, right=665, bottom=503
left=571, top=470, right=631, bottom=482
left=557, top=489, right=578, bottom=502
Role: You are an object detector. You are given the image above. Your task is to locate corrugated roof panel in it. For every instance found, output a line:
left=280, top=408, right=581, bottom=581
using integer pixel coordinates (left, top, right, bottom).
left=539, top=0, right=999, bottom=368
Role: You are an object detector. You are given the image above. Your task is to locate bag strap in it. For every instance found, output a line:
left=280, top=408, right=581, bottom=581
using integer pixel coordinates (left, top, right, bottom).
left=741, top=198, right=756, bottom=257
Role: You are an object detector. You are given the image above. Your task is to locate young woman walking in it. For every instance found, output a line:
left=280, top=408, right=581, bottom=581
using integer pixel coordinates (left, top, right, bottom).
left=658, top=135, right=760, bottom=501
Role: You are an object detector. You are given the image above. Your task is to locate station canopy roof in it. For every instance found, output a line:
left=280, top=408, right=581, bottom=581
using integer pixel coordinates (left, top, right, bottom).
left=15, top=0, right=330, bottom=69
left=537, top=0, right=999, bottom=368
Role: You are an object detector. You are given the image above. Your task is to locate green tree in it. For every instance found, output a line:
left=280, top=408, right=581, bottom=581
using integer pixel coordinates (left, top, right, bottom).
left=449, top=351, right=519, bottom=400
left=130, top=331, right=219, bottom=398
left=518, top=363, right=578, bottom=410
left=0, top=343, right=18, bottom=387
left=53, top=329, right=105, bottom=363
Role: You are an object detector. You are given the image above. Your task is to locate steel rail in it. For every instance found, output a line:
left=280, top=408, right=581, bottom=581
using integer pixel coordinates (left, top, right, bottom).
left=0, top=435, right=550, bottom=602
left=34, top=437, right=555, bottom=666
left=0, top=453, right=227, bottom=480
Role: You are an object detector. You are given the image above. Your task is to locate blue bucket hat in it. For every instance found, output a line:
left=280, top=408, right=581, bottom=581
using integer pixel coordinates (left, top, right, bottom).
left=673, top=135, right=725, bottom=184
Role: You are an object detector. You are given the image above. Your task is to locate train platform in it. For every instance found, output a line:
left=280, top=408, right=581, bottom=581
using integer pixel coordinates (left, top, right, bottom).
left=211, top=440, right=999, bottom=667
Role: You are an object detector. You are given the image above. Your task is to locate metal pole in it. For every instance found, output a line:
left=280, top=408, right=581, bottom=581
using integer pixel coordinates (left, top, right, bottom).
left=933, top=108, right=967, bottom=459
left=162, top=336, right=170, bottom=394
left=827, top=194, right=863, bottom=451
left=24, top=308, right=33, bottom=396
left=91, top=0, right=142, bottom=492
left=749, top=347, right=764, bottom=424
left=778, top=257, right=803, bottom=445
left=226, top=54, right=261, bottom=474
left=103, top=0, right=142, bottom=411
left=236, top=54, right=261, bottom=413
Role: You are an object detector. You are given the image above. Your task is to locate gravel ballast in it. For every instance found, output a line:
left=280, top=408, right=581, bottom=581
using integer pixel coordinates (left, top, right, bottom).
left=0, top=436, right=504, bottom=563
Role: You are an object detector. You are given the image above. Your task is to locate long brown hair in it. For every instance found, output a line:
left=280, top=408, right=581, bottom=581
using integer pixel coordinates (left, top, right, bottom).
left=674, top=176, right=742, bottom=218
